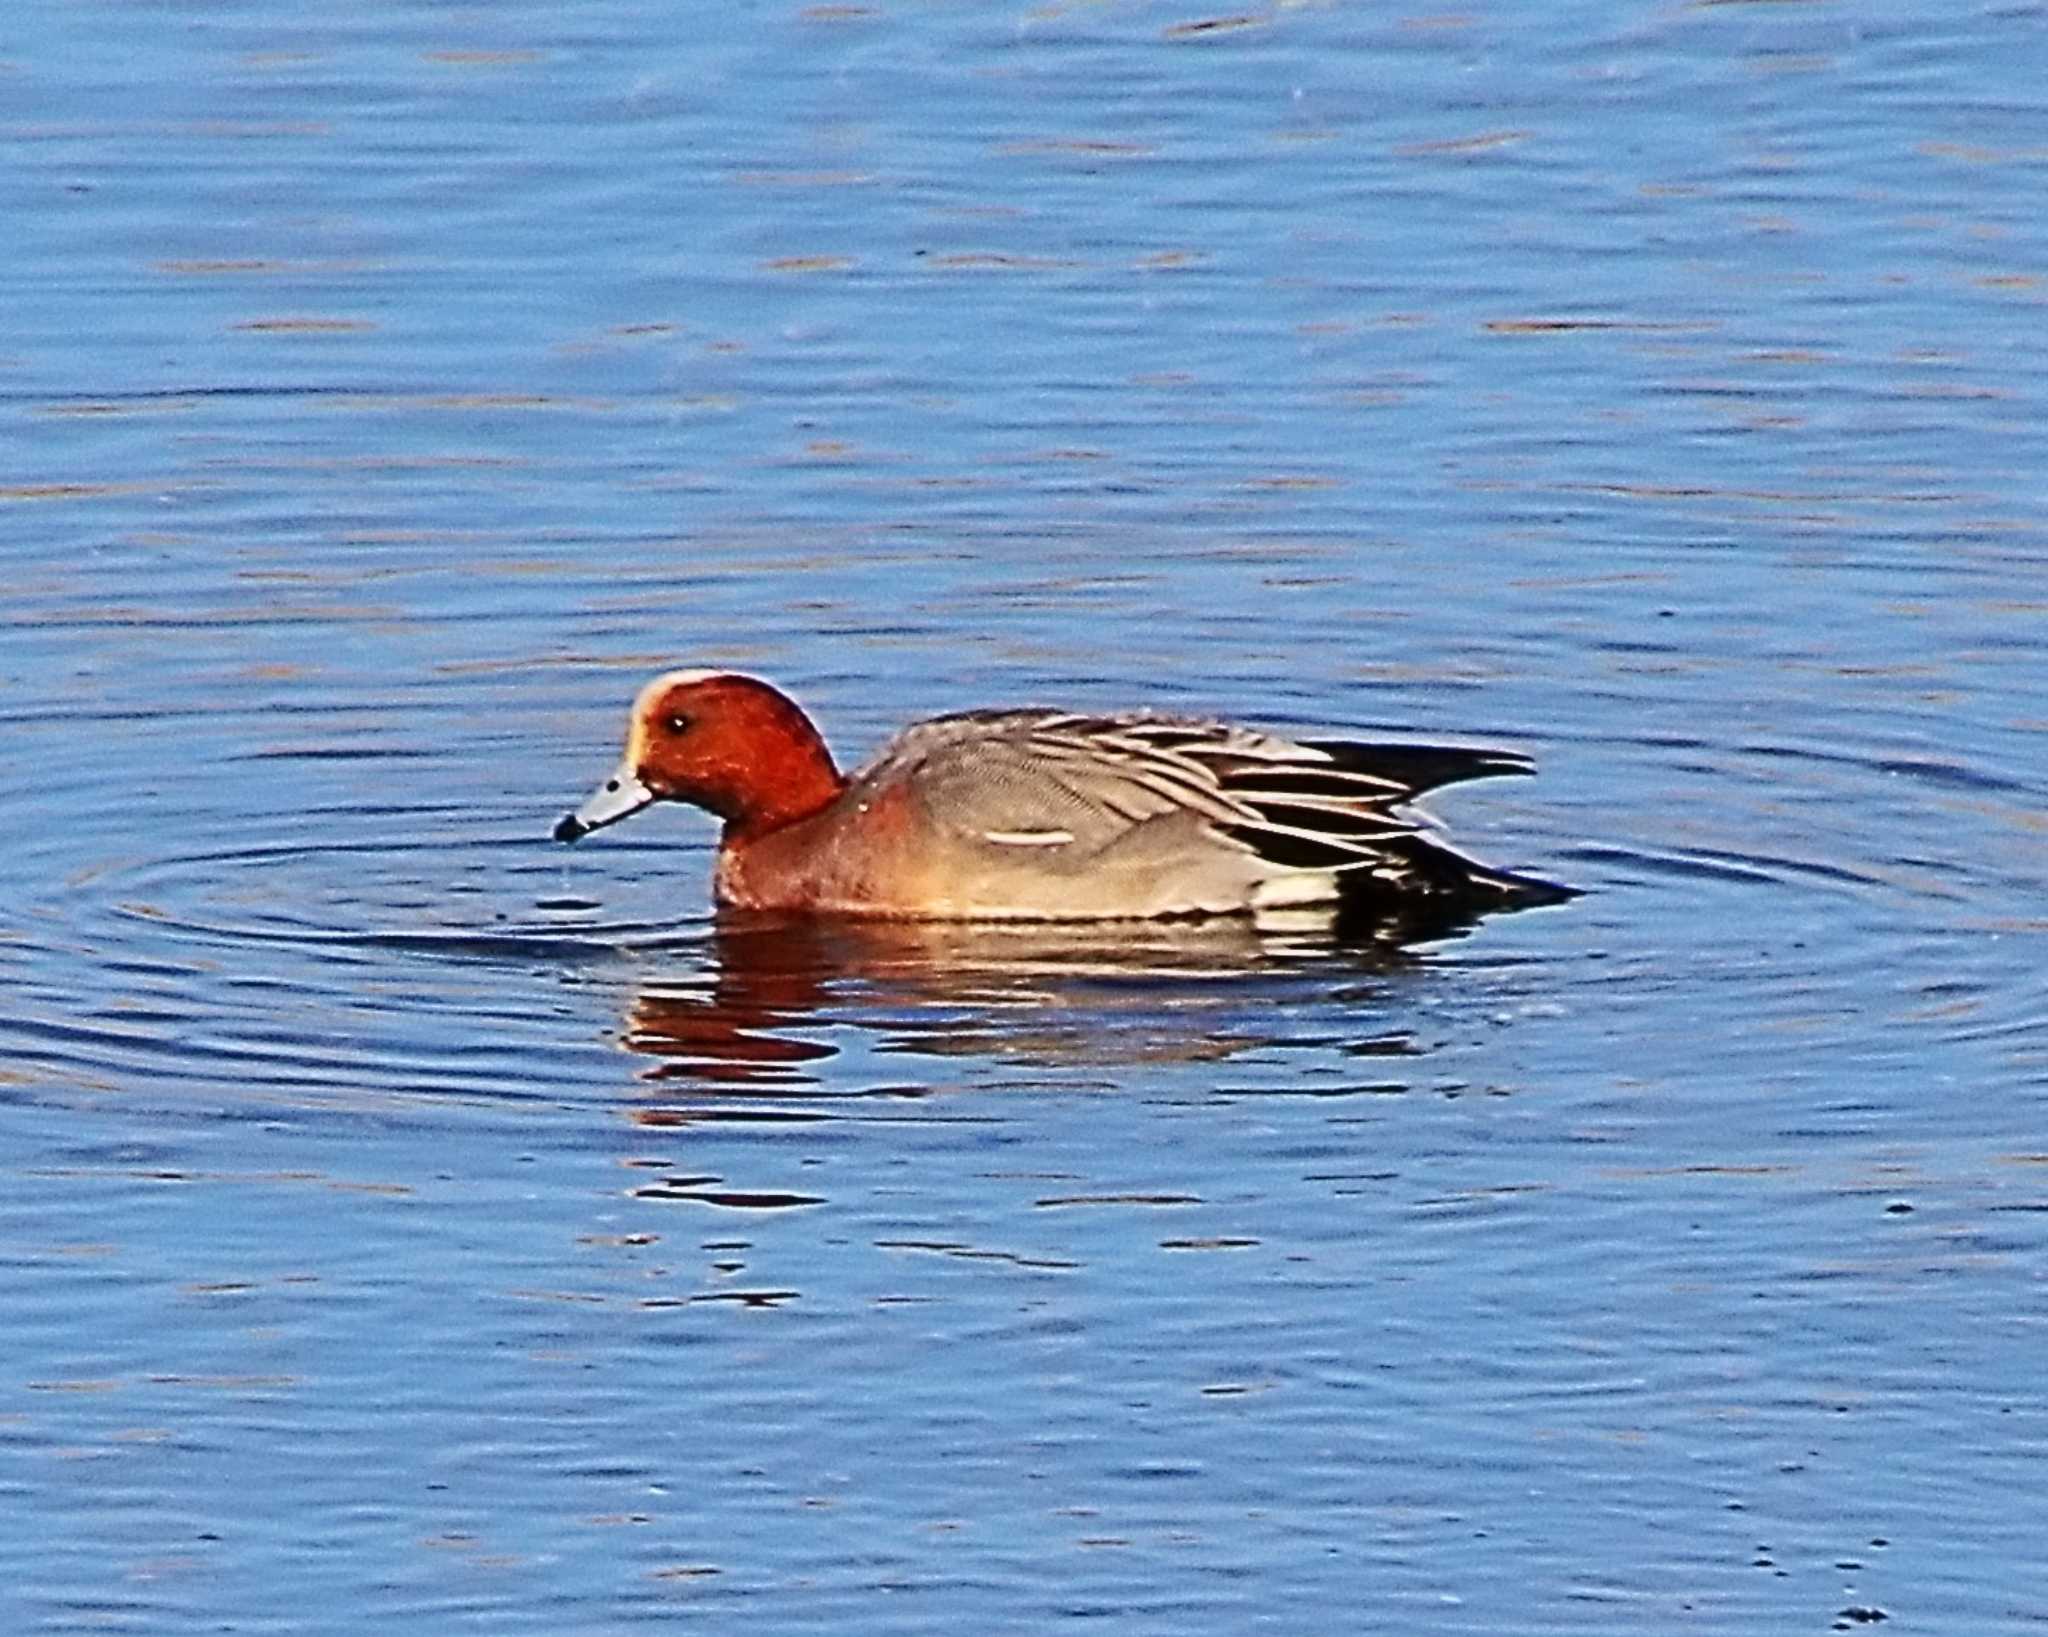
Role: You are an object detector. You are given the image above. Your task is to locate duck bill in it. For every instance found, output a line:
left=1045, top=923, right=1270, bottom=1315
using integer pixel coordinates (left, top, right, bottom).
left=553, top=760, right=656, bottom=842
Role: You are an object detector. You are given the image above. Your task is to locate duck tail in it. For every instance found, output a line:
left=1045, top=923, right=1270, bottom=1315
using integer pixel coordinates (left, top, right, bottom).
left=1340, top=832, right=1579, bottom=909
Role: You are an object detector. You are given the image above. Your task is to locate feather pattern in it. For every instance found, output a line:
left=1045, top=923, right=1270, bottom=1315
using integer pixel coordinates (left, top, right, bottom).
left=849, top=707, right=1563, bottom=908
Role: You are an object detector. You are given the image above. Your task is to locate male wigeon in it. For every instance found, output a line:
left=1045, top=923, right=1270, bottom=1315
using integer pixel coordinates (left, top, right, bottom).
left=554, top=670, right=1572, bottom=921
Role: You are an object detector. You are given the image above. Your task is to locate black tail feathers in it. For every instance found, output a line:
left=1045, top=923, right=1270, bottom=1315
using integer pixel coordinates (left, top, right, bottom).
left=1340, top=832, right=1578, bottom=909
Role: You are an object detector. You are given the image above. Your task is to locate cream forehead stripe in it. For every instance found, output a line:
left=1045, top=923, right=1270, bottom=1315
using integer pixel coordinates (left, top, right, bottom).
left=625, top=669, right=737, bottom=764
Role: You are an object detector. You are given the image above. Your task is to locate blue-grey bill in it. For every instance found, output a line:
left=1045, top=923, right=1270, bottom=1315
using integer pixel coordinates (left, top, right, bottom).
left=554, top=760, right=654, bottom=842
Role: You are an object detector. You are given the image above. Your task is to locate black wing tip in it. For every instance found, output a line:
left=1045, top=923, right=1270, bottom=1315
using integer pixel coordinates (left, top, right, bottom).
left=1300, top=738, right=1540, bottom=795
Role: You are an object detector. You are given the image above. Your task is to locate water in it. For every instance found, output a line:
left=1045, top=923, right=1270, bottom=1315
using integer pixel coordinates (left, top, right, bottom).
left=5, top=2, right=2048, bottom=1630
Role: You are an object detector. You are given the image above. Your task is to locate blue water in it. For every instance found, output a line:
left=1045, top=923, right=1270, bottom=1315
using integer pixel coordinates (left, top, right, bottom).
left=5, top=3, right=2048, bottom=1631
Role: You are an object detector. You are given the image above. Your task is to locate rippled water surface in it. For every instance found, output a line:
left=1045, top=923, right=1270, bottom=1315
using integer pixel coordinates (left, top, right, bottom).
left=6, top=3, right=2048, bottom=1632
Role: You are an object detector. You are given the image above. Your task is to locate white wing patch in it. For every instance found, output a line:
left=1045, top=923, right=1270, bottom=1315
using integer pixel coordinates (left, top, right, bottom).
left=981, top=828, right=1076, bottom=847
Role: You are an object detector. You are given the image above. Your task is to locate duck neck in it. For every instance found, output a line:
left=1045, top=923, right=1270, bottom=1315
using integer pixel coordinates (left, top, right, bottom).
left=717, top=711, right=846, bottom=843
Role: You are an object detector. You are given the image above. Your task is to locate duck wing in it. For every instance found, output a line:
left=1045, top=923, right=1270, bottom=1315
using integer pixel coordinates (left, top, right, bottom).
left=859, top=710, right=1526, bottom=865
left=850, top=710, right=1245, bottom=852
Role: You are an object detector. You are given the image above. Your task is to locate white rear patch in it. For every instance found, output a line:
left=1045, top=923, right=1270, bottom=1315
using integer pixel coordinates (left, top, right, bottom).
left=982, top=828, right=1075, bottom=847
left=1250, top=871, right=1342, bottom=909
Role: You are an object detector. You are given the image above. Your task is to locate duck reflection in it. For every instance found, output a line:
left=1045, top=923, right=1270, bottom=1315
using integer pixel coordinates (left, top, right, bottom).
left=618, top=896, right=1501, bottom=1092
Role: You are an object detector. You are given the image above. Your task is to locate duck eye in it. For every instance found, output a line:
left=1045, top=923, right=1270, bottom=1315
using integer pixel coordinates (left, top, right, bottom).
left=665, top=712, right=693, bottom=734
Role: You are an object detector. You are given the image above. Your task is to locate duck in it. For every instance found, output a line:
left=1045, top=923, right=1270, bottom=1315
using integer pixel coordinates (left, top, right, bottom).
left=553, top=670, right=1572, bottom=921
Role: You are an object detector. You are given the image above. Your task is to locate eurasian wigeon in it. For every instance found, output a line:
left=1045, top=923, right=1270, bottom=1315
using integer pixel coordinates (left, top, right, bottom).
left=554, top=670, right=1572, bottom=921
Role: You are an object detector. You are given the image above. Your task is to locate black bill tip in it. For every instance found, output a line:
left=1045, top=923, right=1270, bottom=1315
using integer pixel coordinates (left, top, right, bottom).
left=552, top=813, right=588, bottom=844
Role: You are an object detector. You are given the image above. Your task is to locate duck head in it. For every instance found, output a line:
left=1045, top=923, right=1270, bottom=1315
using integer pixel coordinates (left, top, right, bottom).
left=554, top=670, right=844, bottom=844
